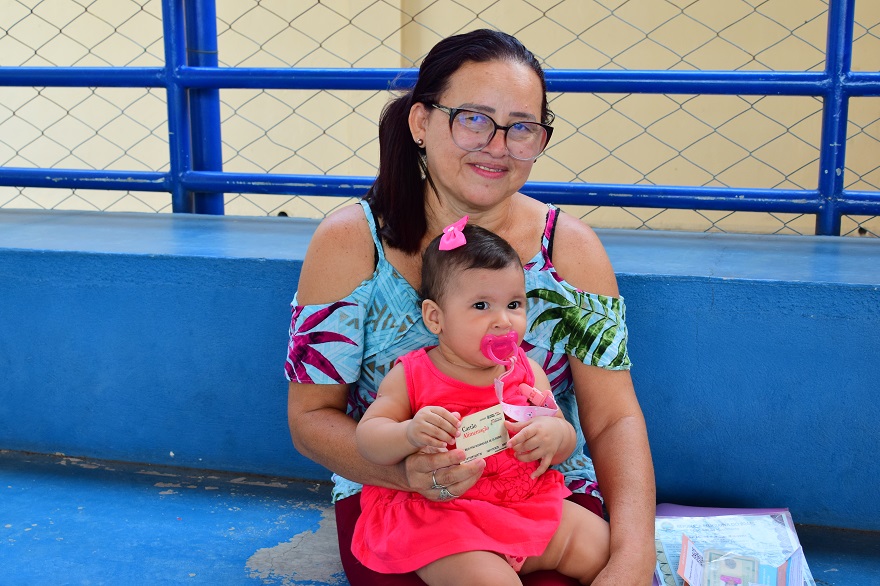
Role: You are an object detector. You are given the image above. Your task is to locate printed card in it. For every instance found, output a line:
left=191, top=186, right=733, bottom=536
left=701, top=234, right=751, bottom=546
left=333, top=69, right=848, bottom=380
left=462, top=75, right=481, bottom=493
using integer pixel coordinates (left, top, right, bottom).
left=455, top=405, right=508, bottom=463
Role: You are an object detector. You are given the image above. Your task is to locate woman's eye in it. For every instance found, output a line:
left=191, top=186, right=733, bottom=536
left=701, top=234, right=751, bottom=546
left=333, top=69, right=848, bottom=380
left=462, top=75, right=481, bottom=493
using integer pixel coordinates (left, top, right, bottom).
left=473, top=301, right=487, bottom=310
left=460, top=112, right=491, bottom=129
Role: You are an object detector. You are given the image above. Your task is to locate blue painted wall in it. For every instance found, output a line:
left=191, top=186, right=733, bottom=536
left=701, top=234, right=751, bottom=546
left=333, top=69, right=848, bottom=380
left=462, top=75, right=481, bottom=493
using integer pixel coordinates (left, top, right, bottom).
left=1, top=210, right=879, bottom=531
left=628, top=276, right=879, bottom=528
left=0, top=211, right=326, bottom=482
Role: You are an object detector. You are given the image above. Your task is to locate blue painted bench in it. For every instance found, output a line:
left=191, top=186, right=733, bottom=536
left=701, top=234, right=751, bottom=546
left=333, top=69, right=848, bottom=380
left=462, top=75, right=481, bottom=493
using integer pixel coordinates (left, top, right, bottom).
left=1, top=209, right=878, bottom=584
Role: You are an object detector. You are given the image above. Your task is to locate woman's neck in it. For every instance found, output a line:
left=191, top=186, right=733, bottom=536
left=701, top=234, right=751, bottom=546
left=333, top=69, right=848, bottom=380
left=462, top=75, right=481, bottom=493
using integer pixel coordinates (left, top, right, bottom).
left=423, top=193, right=519, bottom=244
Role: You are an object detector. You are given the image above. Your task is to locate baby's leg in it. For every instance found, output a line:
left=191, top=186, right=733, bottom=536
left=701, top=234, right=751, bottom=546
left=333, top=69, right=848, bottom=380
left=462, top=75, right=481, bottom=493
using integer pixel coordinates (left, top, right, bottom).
left=416, top=550, right=522, bottom=586
left=521, top=500, right=611, bottom=584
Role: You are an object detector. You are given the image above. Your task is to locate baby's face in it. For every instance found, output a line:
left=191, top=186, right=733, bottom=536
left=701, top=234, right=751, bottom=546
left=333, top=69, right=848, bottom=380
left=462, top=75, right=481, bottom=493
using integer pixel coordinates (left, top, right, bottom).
left=436, top=264, right=527, bottom=367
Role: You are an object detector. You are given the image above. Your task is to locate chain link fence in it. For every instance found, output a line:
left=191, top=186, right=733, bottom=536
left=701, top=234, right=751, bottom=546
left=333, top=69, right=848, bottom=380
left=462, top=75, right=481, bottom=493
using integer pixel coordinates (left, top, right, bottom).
left=0, top=0, right=878, bottom=236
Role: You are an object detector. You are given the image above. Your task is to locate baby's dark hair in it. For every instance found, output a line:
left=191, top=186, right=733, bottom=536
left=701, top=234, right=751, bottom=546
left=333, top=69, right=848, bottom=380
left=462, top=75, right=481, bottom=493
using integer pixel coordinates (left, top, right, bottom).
left=420, top=224, right=522, bottom=305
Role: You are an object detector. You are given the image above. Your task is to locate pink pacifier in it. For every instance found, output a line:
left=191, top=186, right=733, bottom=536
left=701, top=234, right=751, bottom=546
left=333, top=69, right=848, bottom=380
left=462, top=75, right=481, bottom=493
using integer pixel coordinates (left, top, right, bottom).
left=482, top=331, right=560, bottom=422
left=480, top=331, right=519, bottom=366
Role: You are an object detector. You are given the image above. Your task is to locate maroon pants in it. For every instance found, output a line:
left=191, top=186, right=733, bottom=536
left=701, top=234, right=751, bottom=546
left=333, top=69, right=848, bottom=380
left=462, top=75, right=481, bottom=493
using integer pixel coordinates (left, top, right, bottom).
left=335, top=490, right=604, bottom=585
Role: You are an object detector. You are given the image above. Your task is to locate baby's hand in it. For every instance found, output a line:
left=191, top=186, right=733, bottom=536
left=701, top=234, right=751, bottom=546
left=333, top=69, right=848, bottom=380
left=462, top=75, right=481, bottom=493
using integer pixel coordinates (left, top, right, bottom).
left=505, top=417, right=569, bottom=478
left=407, top=406, right=461, bottom=450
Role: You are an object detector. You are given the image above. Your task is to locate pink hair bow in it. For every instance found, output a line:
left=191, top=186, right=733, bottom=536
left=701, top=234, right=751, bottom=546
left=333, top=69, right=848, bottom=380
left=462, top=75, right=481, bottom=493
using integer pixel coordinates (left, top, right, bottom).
left=438, top=215, right=468, bottom=250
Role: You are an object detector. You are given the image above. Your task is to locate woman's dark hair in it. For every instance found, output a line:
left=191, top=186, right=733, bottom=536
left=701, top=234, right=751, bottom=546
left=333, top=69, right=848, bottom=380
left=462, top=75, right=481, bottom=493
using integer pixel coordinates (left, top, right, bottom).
left=420, top=224, right=522, bottom=305
left=365, top=29, right=550, bottom=254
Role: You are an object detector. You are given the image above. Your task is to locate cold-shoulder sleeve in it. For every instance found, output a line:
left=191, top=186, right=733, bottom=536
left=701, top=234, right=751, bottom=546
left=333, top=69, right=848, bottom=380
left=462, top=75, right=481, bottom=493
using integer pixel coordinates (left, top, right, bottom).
left=526, top=280, right=631, bottom=371
left=523, top=205, right=631, bottom=371
left=285, top=294, right=367, bottom=384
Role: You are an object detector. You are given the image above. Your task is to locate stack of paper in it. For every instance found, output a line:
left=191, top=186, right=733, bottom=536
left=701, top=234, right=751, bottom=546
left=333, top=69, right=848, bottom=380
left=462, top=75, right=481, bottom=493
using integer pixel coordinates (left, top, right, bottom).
left=653, top=504, right=815, bottom=586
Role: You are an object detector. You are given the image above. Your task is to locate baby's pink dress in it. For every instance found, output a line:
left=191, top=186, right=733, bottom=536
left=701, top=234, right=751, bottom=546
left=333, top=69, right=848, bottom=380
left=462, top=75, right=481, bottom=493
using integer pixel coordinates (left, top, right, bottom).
left=351, top=346, right=570, bottom=573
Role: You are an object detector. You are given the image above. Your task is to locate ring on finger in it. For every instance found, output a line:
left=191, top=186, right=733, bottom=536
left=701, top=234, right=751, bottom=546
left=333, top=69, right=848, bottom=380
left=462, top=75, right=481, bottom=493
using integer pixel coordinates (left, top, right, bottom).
left=430, top=470, right=444, bottom=491
left=437, top=487, right=458, bottom=501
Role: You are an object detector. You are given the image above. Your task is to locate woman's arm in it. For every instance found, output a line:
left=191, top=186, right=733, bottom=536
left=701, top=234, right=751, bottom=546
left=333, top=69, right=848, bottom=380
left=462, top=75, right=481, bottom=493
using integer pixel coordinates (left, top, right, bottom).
left=289, top=381, right=482, bottom=494
left=552, top=213, right=657, bottom=586
left=287, top=204, right=484, bottom=495
left=571, top=363, right=656, bottom=585
left=289, top=380, right=403, bottom=484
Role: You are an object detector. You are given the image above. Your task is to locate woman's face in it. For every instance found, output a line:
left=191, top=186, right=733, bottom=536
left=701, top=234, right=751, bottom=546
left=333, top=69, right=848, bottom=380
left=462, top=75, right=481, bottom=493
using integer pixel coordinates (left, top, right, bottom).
left=410, top=59, right=545, bottom=212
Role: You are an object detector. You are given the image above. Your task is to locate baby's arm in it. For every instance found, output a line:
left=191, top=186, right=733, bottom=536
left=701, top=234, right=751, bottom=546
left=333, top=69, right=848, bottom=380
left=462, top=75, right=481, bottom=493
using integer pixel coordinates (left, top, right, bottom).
left=505, top=358, right=577, bottom=478
left=356, top=362, right=461, bottom=466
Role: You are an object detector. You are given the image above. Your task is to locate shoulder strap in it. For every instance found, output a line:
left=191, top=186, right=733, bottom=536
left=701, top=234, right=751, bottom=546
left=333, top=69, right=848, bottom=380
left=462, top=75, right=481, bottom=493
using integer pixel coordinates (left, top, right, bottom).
left=543, top=204, right=560, bottom=263
left=358, top=199, right=386, bottom=266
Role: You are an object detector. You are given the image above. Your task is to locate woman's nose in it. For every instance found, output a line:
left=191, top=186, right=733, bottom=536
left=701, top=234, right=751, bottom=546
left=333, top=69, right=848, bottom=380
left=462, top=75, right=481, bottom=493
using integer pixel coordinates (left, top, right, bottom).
left=482, top=128, right=509, bottom=157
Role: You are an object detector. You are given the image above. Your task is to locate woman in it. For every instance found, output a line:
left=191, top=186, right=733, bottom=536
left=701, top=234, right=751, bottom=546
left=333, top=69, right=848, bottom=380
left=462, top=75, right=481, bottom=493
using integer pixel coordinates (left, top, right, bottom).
left=286, top=29, right=656, bottom=585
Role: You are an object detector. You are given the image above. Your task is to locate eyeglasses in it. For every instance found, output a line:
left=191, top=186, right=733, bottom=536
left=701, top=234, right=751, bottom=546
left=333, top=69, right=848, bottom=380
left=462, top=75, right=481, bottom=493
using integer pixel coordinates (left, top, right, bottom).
left=430, top=104, right=553, bottom=161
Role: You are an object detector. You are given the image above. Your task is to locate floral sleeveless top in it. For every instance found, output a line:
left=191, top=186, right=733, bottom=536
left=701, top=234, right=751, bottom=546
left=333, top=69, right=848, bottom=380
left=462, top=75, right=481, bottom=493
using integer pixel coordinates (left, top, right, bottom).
left=286, top=199, right=631, bottom=503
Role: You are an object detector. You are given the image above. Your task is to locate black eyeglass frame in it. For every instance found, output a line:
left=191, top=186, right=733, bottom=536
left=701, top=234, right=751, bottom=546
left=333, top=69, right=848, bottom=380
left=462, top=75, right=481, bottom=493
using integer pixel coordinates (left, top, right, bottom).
left=430, top=103, right=554, bottom=161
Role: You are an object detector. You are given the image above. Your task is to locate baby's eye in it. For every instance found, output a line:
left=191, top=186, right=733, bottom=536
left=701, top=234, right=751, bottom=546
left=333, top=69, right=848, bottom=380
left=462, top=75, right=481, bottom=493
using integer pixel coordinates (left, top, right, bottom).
left=473, top=301, right=487, bottom=310
left=507, top=301, right=521, bottom=310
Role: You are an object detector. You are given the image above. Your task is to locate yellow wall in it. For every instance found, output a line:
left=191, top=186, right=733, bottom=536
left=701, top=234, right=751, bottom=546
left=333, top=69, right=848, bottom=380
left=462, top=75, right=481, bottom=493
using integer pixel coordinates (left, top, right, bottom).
left=0, top=0, right=877, bottom=235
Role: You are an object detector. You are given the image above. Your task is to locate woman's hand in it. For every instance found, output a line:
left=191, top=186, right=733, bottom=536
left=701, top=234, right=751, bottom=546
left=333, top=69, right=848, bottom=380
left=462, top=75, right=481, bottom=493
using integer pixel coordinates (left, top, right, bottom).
left=404, top=448, right=485, bottom=500
left=407, top=406, right=461, bottom=450
left=590, top=552, right=656, bottom=586
left=505, top=416, right=574, bottom=478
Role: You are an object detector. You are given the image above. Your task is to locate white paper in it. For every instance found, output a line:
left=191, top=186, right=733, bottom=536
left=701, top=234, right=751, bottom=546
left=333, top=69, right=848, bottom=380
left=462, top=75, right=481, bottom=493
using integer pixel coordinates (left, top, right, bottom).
left=655, top=513, right=813, bottom=586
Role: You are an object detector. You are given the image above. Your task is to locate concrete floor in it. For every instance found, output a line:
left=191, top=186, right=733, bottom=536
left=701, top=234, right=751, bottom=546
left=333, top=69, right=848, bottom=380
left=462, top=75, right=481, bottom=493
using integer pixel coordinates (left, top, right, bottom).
left=0, top=450, right=345, bottom=585
left=2, top=450, right=879, bottom=586
left=798, top=524, right=880, bottom=586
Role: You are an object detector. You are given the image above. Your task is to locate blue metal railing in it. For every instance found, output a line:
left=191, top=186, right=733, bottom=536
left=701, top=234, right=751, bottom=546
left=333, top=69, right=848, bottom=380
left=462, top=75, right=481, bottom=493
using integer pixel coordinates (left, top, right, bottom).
left=0, top=0, right=878, bottom=234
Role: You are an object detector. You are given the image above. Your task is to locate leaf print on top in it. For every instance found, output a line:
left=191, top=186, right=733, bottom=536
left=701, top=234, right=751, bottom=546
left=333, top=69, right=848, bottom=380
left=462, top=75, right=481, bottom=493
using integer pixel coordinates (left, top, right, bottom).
left=528, top=285, right=628, bottom=367
left=286, top=301, right=358, bottom=384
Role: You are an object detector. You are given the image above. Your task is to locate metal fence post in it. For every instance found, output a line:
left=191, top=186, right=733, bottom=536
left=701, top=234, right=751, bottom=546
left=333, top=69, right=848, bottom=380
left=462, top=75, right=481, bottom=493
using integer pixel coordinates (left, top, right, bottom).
left=162, top=0, right=194, bottom=213
left=185, top=0, right=224, bottom=215
left=816, top=0, right=856, bottom=235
